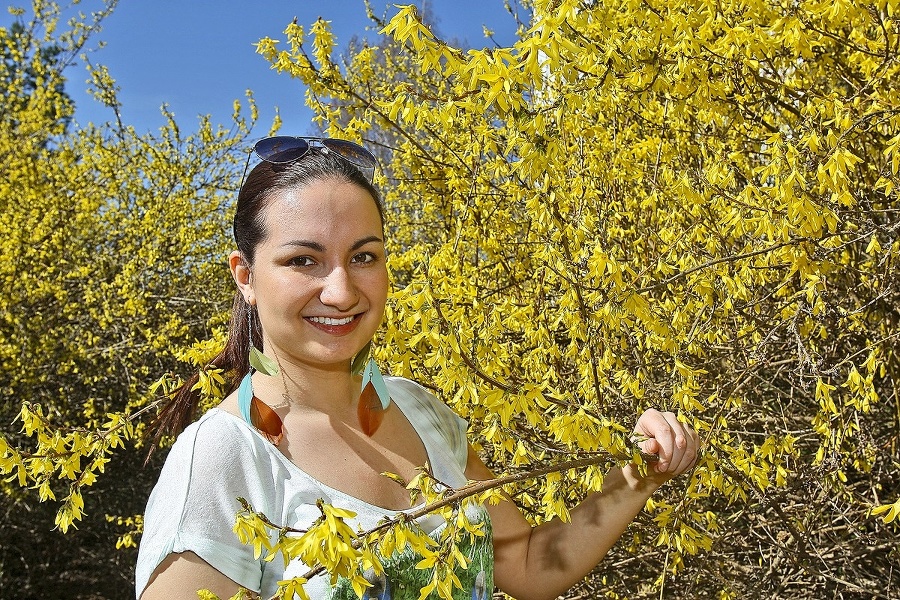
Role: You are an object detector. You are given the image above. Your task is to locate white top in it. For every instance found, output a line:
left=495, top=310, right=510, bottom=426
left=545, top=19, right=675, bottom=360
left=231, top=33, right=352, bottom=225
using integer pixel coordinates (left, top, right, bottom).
left=136, top=376, right=494, bottom=599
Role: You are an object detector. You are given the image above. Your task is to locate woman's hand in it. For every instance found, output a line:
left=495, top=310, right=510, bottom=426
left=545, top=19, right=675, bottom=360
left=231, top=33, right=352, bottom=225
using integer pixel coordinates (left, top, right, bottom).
left=476, top=409, right=701, bottom=600
left=627, top=409, right=700, bottom=488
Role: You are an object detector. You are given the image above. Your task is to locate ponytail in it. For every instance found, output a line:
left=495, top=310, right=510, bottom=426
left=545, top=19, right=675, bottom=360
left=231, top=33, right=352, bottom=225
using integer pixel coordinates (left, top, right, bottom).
left=145, top=292, right=259, bottom=458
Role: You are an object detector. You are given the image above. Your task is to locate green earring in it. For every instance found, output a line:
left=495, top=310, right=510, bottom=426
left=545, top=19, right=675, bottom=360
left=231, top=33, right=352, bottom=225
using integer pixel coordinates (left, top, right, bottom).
left=247, top=308, right=278, bottom=376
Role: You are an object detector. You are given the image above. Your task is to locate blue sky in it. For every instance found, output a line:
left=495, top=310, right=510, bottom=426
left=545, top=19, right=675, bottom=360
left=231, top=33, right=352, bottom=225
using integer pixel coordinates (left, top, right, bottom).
left=3, top=1, right=520, bottom=136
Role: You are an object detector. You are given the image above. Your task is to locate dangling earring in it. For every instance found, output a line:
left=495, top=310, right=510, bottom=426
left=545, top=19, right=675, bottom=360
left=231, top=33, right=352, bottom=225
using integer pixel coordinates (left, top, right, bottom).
left=247, top=307, right=278, bottom=376
left=238, top=306, right=284, bottom=445
left=237, top=372, right=284, bottom=446
left=352, top=341, right=391, bottom=436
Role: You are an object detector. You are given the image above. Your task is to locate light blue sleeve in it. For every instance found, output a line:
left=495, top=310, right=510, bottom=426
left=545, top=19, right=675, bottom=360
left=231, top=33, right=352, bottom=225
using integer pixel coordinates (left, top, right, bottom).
left=135, top=410, right=275, bottom=598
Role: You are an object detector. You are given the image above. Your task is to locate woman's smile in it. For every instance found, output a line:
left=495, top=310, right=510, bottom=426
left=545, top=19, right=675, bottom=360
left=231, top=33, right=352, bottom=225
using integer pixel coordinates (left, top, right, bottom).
left=305, top=313, right=365, bottom=335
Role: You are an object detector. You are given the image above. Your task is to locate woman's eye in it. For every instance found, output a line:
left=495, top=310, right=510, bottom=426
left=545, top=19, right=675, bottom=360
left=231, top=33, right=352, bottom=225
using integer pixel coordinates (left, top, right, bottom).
left=288, top=256, right=315, bottom=267
left=351, top=252, right=375, bottom=264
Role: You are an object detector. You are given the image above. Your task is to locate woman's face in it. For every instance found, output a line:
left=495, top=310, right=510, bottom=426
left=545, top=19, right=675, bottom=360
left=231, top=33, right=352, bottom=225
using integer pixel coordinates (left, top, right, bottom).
left=233, top=176, right=388, bottom=372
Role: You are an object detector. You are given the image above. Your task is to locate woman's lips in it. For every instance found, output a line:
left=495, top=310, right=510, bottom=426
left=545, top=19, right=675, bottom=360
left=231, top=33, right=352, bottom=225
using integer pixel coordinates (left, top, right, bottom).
left=304, top=313, right=363, bottom=335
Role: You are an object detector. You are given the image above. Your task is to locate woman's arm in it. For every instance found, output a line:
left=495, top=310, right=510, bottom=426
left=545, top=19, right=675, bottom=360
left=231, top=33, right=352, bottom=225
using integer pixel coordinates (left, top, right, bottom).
left=467, top=409, right=699, bottom=600
left=141, top=552, right=252, bottom=600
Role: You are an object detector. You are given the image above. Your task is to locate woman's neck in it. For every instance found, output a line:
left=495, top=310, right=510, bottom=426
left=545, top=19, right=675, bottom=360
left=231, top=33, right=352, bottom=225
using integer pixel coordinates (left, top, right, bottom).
left=250, top=360, right=361, bottom=417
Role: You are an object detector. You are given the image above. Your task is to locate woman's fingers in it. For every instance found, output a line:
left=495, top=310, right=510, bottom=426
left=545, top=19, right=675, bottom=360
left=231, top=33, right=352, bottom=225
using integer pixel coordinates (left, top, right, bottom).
left=661, top=411, right=698, bottom=475
left=634, top=409, right=699, bottom=477
left=666, top=425, right=698, bottom=475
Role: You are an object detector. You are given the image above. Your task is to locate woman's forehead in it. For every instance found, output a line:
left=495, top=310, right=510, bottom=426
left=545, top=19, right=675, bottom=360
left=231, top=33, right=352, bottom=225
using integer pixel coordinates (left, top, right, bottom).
left=261, top=179, right=382, bottom=239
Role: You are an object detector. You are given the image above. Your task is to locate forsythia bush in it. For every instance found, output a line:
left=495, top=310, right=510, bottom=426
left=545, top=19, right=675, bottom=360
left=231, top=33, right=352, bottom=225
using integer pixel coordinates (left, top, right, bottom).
left=1, top=0, right=898, bottom=598
left=253, top=0, right=898, bottom=597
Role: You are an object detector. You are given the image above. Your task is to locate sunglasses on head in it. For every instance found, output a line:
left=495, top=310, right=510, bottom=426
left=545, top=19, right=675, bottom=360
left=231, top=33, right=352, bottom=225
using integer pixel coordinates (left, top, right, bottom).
left=239, top=136, right=379, bottom=188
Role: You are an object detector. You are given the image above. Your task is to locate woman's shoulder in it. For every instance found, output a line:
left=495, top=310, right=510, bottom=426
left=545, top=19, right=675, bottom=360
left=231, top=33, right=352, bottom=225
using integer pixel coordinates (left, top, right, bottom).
left=170, top=407, right=253, bottom=449
left=383, top=375, right=433, bottom=398
left=138, top=409, right=280, bottom=598
left=147, top=408, right=289, bottom=526
left=384, top=376, right=469, bottom=477
left=384, top=376, right=463, bottom=422
left=384, top=376, right=445, bottom=406
left=159, top=408, right=277, bottom=479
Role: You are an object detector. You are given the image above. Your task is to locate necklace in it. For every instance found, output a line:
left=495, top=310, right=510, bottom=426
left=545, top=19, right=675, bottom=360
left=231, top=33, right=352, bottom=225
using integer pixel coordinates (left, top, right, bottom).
left=269, top=396, right=290, bottom=410
left=271, top=348, right=293, bottom=409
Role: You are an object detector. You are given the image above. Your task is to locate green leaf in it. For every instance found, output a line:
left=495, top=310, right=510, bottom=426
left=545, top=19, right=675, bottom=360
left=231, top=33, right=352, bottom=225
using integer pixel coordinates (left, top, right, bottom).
left=249, top=346, right=279, bottom=376
left=351, top=341, right=372, bottom=376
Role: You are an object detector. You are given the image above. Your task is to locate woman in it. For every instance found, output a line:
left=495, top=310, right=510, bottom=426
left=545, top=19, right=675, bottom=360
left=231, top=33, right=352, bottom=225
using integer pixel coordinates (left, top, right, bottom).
left=136, top=137, right=699, bottom=600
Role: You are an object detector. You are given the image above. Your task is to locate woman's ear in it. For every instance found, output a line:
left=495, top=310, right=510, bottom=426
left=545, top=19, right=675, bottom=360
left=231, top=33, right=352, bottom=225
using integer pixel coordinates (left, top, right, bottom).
left=229, top=250, right=255, bottom=305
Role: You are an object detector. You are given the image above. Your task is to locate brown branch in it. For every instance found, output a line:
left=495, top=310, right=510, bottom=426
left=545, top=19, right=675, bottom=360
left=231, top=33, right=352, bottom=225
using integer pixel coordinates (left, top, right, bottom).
left=287, top=451, right=634, bottom=587
left=632, top=239, right=800, bottom=294
left=431, top=295, right=515, bottom=393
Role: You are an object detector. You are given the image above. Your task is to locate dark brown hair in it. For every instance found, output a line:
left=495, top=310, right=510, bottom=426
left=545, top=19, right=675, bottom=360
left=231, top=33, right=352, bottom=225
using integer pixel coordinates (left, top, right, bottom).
left=146, top=149, right=383, bottom=454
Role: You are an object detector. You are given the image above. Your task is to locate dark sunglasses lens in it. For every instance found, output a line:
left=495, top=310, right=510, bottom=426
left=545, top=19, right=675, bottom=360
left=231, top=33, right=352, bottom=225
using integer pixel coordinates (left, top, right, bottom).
left=322, top=139, right=378, bottom=170
left=255, top=136, right=310, bottom=163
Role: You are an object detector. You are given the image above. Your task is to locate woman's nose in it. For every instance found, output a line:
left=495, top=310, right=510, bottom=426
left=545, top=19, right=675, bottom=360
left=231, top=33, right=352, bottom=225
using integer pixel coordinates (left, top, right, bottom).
left=319, top=267, right=359, bottom=310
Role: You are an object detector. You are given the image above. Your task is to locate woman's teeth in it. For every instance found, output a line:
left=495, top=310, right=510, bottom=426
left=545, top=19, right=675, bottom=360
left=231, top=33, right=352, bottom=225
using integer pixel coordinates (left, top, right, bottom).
left=309, top=316, right=354, bottom=326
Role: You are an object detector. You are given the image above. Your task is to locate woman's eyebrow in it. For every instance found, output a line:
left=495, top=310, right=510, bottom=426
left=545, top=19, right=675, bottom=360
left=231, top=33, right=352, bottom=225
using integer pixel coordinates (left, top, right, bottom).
left=283, top=236, right=383, bottom=252
left=283, top=240, right=326, bottom=252
left=351, top=235, right=384, bottom=251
